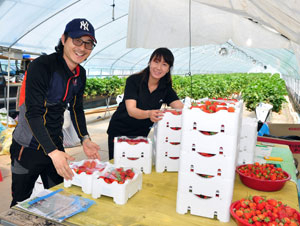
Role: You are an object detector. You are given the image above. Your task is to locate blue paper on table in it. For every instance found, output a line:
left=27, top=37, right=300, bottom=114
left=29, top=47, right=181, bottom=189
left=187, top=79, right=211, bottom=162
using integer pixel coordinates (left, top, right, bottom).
left=17, top=189, right=95, bottom=222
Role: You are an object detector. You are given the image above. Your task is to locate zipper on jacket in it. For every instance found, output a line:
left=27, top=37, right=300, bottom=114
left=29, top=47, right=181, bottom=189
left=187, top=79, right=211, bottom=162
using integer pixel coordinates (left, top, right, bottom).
left=63, top=65, right=80, bottom=102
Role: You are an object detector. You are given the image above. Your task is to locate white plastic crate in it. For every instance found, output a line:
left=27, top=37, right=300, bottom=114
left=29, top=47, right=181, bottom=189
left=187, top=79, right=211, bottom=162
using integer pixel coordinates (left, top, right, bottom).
left=153, top=132, right=181, bottom=172
left=237, top=117, right=258, bottom=165
left=154, top=142, right=181, bottom=157
left=155, top=131, right=182, bottom=143
left=237, top=151, right=255, bottom=165
left=177, top=171, right=235, bottom=194
left=181, top=100, right=243, bottom=137
left=153, top=109, right=182, bottom=142
left=157, top=109, right=182, bottom=128
left=64, top=159, right=108, bottom=194
left=153, top=109, right=182, bottom=172
left=92, top=166, right=142, bottom=205
left=176, top=188, right=232, bottom=222
left=155, top=154, right=180, bottom=172
left=180, top=130, right=238, bottom=158
left=176, top=174, right=234, bottom=222
left=178, top=151, right=237, bottom=180
left=114, top=136, right=152, bottom=174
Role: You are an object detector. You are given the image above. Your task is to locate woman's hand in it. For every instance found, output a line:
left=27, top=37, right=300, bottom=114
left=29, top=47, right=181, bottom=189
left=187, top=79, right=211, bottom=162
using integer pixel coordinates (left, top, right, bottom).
left=148, top=110, right=164, bottom=122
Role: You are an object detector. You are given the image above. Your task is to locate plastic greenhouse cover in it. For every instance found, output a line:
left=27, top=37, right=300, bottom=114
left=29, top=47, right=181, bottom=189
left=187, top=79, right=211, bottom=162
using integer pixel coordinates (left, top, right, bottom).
left=0, top=0, right=299, bottom=78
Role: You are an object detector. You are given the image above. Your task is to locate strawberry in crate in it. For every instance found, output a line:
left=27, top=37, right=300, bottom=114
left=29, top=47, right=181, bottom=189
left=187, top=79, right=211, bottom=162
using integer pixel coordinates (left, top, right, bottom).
left=65, top=160, right=109, bottom=194
left=91, top=165, right=143, bottom=204
left=117, top=136, right=148, bottom=145
left=70, top=160, right=107, bottom=175
left=190, top=100, right=235, bottom=113
left=98, top=167, right=135, bottom=184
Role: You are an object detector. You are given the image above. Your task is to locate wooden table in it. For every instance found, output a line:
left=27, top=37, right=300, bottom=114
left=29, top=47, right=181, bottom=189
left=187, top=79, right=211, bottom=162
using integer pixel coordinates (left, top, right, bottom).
left=1, top=144, right=299, bottom=226
left=1, top=172, right=298, bottom=226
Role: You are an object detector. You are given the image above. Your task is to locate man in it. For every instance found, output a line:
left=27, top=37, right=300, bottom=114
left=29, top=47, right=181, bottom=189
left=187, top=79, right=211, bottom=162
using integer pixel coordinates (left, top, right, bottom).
left=10, top=18, right=100, bottom=206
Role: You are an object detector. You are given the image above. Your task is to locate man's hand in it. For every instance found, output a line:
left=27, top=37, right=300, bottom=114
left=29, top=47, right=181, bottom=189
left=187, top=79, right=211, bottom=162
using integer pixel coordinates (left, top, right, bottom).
left=83, top=139, right=101, bottom=160
left=48, top=149, right=75, bottom=180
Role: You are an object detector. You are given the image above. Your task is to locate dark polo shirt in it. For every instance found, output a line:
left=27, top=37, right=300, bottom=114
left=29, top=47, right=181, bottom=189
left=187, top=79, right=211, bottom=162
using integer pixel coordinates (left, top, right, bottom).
left=107, top=73, right=179, bottom=137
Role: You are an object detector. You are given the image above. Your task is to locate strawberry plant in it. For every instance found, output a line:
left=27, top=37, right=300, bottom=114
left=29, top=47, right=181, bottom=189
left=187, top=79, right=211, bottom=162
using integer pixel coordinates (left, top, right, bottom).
left=172, top=73, right=287, bottom=112
left=84, top=73, right=287, bottom=113
left=84, top=76, right=126, bottom=98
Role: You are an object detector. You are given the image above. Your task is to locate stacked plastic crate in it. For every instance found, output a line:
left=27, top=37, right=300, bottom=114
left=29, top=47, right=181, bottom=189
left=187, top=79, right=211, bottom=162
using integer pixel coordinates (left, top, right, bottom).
left=114, top=136, right=152, bottom=174
left=237, top=117, right=258, bottom=165
left=153, top=109, right=182, bottom=172
left=176, top=99, right=243, bottom=222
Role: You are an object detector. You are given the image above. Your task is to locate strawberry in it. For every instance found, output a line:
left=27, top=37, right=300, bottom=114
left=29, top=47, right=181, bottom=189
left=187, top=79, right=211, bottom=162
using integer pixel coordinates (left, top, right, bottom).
left=267, top=199, right=278, bottom=207
left=285, top=207, right=296, bottom=217
left=205, top=100, right=211, bottom=105
left=90, top=160, right=96, bottom=168
left=236, top=210, right=243, bottom=217
left=209, top=105, right=216, bottom=112
left=83, top=161, right=91, bottom=168
left=227, top=106, right=235, bottom=112
left=216, top=106, right=227, bottom=111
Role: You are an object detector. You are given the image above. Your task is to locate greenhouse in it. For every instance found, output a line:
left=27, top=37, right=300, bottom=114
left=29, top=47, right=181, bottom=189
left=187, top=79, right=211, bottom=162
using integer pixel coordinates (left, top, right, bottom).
left=0, top=0, right=300, bottom=225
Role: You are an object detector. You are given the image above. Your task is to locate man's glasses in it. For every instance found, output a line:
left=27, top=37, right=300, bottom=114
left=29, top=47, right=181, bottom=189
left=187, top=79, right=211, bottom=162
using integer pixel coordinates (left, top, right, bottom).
left=72, top=38, right=95, bottom=50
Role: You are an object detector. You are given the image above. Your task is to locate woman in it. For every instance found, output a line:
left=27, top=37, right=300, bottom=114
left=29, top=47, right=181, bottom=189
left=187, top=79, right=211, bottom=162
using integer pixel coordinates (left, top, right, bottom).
left=107, top=47, right=184, bottom=159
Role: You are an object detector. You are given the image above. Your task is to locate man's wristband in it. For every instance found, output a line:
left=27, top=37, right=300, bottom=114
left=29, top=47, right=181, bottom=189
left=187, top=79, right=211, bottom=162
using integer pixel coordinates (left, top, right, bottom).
left=81, top=135, right=91, bottom=144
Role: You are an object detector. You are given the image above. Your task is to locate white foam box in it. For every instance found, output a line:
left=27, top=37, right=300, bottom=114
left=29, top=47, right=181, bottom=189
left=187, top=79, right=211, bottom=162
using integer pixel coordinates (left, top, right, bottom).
left=237, top=117, right=258, bottom=165
left=153, top=108, right=182, bottom=142
left=92, top=167, right=143, bottom=205
left=155, top=152, right=180, bottom=172
left=114, top=136, right=152, bottom=174
left=176, top=174, right=234, bottom=222
left=153, top=109, right=182, bottom=172
left=154, top=138, right=181, bottom=173
left=237, top=151, right=255, bottom=165
left=178, top=151, right=237, bottom=180
left=158, top=109, right=182, bottom=129
left=181, top=101, right=242, bottom=136
left=176, top=187, right=233, bottom=222
left=177, top=171, right=235, bottom=195
left=64, top=159, right=108, bottom=194
left=180, top=130, right=239, bottom=158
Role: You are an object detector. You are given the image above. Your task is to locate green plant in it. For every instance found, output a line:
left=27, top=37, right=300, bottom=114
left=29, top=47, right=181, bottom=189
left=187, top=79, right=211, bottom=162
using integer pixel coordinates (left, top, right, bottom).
left=172, top=73, right=287, bottom=112
left=84, top=76, right=126, bottom=98
left=84, top=73, right=288, bottom=112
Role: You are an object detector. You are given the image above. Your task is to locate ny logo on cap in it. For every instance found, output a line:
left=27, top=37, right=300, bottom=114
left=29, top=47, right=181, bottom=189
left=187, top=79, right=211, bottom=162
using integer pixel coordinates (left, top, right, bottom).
left=80, top=21, right=89, bottom=31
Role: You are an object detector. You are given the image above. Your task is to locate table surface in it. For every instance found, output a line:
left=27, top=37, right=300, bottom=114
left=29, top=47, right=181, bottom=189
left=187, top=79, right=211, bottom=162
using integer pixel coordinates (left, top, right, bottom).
left=255, top=142, right=297, bottom=182
left=1, top=143, right=299, bottom=226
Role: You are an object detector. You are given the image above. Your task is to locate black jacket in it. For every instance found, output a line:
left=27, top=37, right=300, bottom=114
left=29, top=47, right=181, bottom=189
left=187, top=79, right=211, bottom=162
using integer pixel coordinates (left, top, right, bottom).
left=13, top=52, right=89, bottom=154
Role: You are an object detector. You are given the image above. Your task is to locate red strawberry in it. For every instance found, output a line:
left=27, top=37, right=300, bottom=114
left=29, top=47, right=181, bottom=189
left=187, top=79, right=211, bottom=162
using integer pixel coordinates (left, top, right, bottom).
left=267, top=199, right=277, bottom=207
left=227, top=107, right=235, bottom=112
left=253, top=196, right=264, bottom=204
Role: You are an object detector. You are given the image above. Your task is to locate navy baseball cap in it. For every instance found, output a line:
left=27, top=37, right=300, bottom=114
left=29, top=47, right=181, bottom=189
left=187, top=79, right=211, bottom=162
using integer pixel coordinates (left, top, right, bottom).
left=64, top=18, right=97, bottom=43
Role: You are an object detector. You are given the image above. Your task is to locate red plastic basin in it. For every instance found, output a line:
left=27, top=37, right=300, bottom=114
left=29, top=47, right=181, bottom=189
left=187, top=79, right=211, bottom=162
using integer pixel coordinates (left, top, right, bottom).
left=230, top=200, right=300, bottom=226
left=236, top=164, right=291, bottom=191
